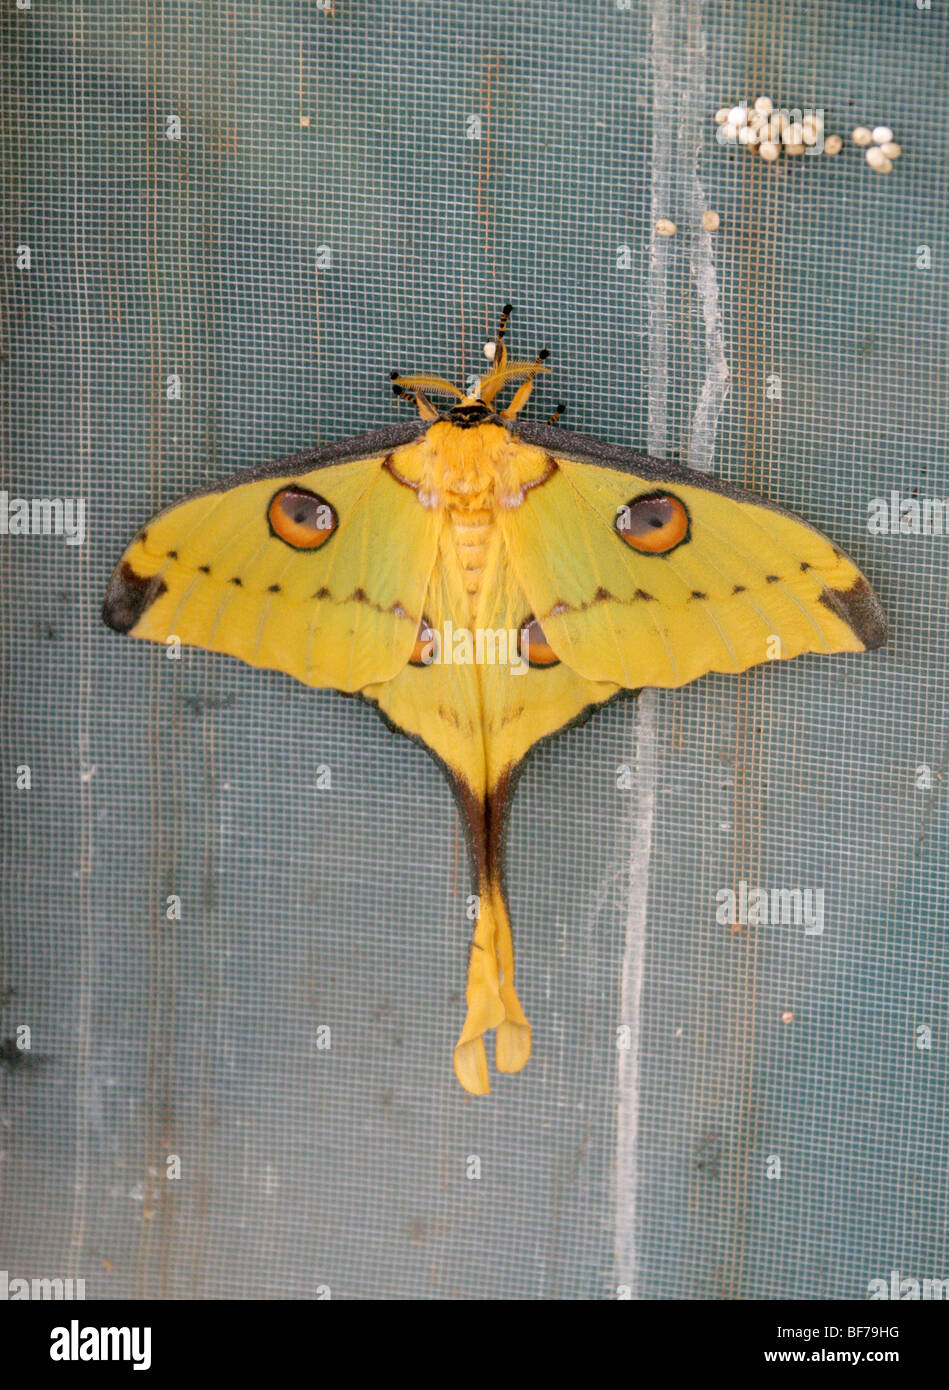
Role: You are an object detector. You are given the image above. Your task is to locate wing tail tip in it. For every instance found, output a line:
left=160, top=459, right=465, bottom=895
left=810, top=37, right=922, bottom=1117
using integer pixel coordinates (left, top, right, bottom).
left=818, top=576, right=887, bottom=651
left=102, top=561, right=168, bottom=635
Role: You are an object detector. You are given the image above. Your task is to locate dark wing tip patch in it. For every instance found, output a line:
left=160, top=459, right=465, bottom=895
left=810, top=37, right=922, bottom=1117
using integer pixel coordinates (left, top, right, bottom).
left=818, top=577, right=888, bottom=650
left=102, top=562, right=168, bottom=634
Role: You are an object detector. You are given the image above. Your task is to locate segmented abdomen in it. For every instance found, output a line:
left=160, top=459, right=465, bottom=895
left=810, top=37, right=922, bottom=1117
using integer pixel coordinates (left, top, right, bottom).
left=448, top=502, right=495, bottom=613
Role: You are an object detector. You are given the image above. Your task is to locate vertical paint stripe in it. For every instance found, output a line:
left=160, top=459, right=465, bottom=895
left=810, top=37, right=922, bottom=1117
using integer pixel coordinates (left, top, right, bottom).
left=614, top=0, right=671, bottom=1297
left=67, top=0, right=92, bottom=1283
left=615, top=0, right=727, bottom=1298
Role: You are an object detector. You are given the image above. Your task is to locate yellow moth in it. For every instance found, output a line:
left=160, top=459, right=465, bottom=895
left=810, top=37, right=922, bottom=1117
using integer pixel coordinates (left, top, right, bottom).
left=104, top=305, right=886, bottom=1096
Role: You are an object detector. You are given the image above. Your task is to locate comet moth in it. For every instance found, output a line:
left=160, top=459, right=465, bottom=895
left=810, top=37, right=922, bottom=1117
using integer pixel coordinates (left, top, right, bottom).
left=104, top=305, right=886, bottom=1095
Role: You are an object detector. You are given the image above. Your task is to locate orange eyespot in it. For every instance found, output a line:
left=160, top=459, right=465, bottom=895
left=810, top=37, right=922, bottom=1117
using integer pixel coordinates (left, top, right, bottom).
left=615, top=491, right=689, bottom=554
left=268, top=487, right=338, bottom=549
left=409, top=617, right=438, bottom=666
left=519, top=615, right=560, bottom=668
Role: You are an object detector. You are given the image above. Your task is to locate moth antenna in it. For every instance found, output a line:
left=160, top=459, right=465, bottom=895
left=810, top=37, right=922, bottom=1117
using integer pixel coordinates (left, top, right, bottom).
left=546, top=402, right=567, bottom=426
left=499, top=348, right=551, bottom=420
left=498, top=355, right=551, bottom=374
left=480, top=361, right=552, bottom=403
left=390, top=368, right=458, bottom=420
left=493, top=302, right=513, bottom=371
left=390, top=372, right=439, bottom=420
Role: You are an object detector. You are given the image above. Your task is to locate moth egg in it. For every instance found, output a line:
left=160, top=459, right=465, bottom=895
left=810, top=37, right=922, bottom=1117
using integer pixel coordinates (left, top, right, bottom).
left=738, top=125, right=759, bottom=145
left=714, top=107, right=730, bottom=125
left=747, top=111, right=764, bottom=129
left=770, top=111, right=788, bottom=134
left=783, top=122, right=804, bottom=146
left=802, top=116, right=820, bottom=145
left=727, top=105, right=748, bottom=126
left=483, top=340, right=497, bottom=360
left=721, top=122, right=739, bottom=142
left=786, top=141, right=805, bottom=156
left=823, top=133, right=843, bottom=155
left=759, top=140, right=780, bottom=162
left=852, top=125, right=873, bottom=146
left=865, top=147, right=892, bottom=173
left=754, top=95, right=773, bottom=116
left=871, top=125, right=894, bottom=145
left=701, top=209, right=720, bottom=231
left=880, top=141, right=901, bottom=159
left=781, top=1010, right=794, bottom=1025
left=655, top=218, right=677, bottom=237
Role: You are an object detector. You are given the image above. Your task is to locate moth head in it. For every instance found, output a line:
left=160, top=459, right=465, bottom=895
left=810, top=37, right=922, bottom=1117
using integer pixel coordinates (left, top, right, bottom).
left=389, top=304, right=552, bottom=424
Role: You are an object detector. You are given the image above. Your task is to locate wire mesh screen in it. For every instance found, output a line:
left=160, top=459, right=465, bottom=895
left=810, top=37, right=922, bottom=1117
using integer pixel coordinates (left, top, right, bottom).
left=1, top=0, right=946, bottom=1300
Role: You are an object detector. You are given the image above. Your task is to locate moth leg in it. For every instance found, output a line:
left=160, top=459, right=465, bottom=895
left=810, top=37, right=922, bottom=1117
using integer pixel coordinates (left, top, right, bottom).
left=491, top=883, right=532, bottom=1075
left=453, top=888, right=506, bottom=1096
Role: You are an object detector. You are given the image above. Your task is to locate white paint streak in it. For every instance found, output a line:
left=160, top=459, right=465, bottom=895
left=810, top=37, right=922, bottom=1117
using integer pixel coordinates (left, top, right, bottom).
left=614, top=692, right=657, bottom=1296
left=615, top=0, right=725, bottom=1295
left=68, top=0, right=93, bottom=1283
left=689, top=236, right=730, bottom=473
left=682, top=2, right=729, bottom=473
left=614, top=0, right=673, bottom=1297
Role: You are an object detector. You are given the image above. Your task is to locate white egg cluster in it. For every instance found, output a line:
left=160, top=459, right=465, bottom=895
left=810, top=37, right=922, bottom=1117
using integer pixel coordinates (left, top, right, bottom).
left=851, top=124, right=902, bottom=173
left=713, top=100, right=904, bottom=175
left=713, top=97, right=831, bottom=163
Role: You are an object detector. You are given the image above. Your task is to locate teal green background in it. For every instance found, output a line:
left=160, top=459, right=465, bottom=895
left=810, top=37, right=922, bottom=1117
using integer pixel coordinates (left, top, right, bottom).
left=1, top=0, right=946, bottom=1298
